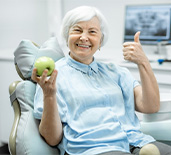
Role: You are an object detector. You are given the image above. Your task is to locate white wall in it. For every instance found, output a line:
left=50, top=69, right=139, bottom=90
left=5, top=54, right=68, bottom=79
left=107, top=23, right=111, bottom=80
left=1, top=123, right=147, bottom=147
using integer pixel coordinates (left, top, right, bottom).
left=0, top=0, right=49, bottom=54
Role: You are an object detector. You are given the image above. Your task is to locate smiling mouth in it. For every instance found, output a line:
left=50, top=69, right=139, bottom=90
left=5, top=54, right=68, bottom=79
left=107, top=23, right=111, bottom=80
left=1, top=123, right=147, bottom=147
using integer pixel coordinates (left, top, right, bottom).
left=76, top=44, right=91, bottom=48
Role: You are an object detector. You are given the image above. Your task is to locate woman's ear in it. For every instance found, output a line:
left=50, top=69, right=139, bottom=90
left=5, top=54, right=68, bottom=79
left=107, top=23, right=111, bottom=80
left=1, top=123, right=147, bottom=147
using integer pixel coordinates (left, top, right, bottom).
left=100, top=34, right=104, bottom=45
left=99, top=35, right=103, bottom=50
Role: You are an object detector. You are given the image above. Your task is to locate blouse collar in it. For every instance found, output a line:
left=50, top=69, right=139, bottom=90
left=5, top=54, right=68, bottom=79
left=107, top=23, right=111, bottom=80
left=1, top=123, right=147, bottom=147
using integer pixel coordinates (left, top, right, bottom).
left=66, top=54, right=99, bottom=75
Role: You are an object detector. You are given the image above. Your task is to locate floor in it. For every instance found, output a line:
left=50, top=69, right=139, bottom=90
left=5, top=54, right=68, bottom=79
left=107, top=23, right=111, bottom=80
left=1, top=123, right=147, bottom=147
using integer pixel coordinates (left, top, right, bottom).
left=0, top=144, right=10, bottom=155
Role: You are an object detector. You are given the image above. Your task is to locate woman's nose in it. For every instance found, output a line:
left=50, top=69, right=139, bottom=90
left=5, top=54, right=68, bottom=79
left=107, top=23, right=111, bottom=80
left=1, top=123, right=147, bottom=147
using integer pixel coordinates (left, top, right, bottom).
left=80, top=33, right=88, bottom=42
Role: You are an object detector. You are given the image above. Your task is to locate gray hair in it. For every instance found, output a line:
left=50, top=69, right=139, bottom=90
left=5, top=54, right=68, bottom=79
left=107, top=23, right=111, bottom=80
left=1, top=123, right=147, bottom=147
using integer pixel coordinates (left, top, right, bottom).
left=61, top=6, right=109, bottom=47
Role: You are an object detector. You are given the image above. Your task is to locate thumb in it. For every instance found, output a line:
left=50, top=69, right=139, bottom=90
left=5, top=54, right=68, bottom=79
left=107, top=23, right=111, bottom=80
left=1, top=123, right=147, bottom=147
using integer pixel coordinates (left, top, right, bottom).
left=134, top=31, right=140, bottom=43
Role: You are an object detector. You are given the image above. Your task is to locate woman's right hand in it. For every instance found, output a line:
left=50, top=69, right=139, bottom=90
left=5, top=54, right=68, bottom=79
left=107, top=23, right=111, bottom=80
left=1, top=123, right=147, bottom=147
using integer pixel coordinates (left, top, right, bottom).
left=31, top=68, right=58, bottom=96
left=32, top=68, right=63, bottom=146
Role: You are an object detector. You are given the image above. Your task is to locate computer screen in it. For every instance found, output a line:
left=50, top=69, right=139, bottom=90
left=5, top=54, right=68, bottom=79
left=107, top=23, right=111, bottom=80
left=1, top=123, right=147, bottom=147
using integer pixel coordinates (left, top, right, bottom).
left=123, top=4, right=171, bottom=45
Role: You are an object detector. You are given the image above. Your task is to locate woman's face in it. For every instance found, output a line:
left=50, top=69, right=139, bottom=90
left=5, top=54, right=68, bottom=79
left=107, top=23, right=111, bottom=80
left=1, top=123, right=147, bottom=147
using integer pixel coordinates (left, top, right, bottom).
left=68, top=17, right=102, bottom=64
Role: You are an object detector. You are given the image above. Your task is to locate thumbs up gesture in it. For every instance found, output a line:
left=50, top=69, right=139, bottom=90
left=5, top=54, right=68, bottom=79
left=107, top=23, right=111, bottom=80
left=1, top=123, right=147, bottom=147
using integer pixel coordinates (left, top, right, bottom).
left=134, top=31, right=141, bottom=43
left=123, top=31, right=148, bottom=65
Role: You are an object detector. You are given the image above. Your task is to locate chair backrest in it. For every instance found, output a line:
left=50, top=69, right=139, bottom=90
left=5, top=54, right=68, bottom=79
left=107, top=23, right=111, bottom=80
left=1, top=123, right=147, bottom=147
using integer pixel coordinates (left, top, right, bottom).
left=9, top=37, right=65, bottom=155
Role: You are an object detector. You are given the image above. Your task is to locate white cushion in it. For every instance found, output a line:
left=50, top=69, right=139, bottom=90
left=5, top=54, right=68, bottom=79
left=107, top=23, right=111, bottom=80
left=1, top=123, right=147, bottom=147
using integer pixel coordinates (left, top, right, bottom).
left=142, top=92, right=171, bottom=122
left=142, top=112, right=171, bottom=122
left=141, top=120, right=171, bottom=141
left=15, top=81, right=59, bottom=154
left=159, top=93, right=171, bottom=112
left=14, top=37, right=64, bottom=79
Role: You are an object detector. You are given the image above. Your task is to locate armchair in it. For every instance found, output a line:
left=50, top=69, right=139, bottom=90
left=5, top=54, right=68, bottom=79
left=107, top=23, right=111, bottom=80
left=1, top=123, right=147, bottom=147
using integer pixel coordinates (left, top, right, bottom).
left=8, top=37, right=64, bottom=155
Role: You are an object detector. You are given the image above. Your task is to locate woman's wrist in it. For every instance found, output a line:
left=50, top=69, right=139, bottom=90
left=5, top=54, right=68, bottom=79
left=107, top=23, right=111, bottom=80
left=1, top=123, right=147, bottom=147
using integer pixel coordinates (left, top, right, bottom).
left=137, top=57, right=150, bottom=67
left=43, top=93, right=56, bottom=105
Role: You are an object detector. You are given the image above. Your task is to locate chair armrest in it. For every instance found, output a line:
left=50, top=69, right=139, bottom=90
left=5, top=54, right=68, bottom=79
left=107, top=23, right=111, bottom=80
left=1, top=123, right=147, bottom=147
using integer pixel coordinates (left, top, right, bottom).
left=9, top=81, right=21, bottom=155
left=140, top=120, right=171, bottom=141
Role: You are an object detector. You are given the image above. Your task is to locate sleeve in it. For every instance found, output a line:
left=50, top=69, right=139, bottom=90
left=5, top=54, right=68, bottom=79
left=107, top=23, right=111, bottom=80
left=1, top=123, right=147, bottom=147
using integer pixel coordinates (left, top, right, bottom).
left=56, top=92, right=68, bottom=123
left=106, top=63, right=140, bottom=89
left=33, top=84, right=44, bottom=120
left=33, top=78, right=68, bottom=123
left=118, top=66, right=140, bottom=125
left=119, top=66, right=140, bottom=90
left=106, top=63, right=140, bottom=124
left=118, top=66, right=139, bottom=104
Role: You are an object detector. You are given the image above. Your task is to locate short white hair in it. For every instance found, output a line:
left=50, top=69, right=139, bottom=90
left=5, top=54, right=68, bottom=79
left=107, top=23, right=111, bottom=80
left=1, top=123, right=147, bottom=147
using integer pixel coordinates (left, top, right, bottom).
left=61, top=6, right=109, bottom=47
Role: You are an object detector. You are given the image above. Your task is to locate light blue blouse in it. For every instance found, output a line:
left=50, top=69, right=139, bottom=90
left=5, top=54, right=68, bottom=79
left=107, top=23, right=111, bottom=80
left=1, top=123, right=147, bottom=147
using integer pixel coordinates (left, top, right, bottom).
left=33, top=55, right=155, bottom=155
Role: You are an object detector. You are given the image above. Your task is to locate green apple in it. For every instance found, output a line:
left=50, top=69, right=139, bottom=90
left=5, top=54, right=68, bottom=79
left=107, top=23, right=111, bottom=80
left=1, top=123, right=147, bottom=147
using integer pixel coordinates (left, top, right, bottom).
left=34, top=56, right=55, bottom=76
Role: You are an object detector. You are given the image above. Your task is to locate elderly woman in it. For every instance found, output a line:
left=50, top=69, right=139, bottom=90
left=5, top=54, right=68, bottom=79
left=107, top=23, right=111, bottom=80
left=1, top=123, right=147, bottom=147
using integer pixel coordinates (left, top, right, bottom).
left=32, top=6, right=171, bottom=155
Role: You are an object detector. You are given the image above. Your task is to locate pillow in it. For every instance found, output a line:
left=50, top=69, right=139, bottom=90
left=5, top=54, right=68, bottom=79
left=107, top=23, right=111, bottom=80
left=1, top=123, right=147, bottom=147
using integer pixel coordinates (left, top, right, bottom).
left=14, top=37, right=65, bottom=80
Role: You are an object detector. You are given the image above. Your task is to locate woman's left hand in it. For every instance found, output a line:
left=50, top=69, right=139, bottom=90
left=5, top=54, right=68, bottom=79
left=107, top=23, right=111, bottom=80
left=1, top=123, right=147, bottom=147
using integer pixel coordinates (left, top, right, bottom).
left=122, top=31, right=149, bottom=65
left=123, top=31, right=160, bottom=113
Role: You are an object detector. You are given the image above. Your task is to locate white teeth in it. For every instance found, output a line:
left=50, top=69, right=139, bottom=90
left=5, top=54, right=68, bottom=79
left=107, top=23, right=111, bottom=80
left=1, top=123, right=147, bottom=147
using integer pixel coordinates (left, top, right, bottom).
left=77, top=44, right=90, bottom=48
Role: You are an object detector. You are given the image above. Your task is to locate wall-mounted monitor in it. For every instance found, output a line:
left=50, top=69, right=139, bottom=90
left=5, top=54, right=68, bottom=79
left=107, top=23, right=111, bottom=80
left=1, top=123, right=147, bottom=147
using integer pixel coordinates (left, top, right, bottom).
left=123, top=4, right=171, bottom=45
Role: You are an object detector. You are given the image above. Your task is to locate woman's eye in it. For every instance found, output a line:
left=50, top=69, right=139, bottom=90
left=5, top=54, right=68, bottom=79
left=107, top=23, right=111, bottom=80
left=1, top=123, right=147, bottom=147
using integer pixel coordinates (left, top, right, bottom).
left=74, top=29, right=81, bottom=32
left=90, top=30, right=97, bottom=34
